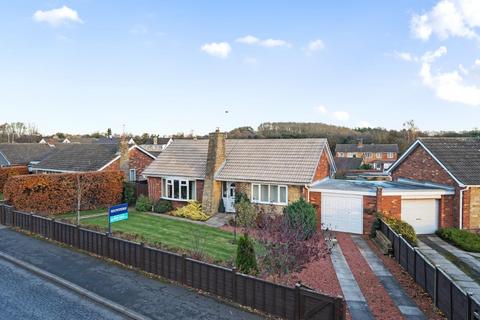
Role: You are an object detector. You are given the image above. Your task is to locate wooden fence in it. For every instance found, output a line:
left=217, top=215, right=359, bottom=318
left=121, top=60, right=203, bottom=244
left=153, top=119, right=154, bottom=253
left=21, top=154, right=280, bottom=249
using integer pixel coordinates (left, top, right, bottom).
left=0, top=204, right=345, bottom=320
left=380, top=220, right=480, bottom=320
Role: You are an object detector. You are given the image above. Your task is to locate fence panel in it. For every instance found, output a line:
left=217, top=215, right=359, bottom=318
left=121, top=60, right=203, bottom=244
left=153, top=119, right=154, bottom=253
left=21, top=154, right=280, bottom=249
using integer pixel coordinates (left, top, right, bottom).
left=437, top=270, right=452, bottom=318
left=451, top=283, right=468, bottom=320
left=471, top=296, right=480, bottom=320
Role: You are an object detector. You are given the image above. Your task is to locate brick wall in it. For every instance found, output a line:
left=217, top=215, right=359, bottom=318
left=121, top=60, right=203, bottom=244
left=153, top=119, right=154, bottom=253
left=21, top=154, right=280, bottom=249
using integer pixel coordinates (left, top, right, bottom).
left=309, top=191, right=321, bottom=230
left=363, top=196, right=377, bottom=235
left=103, top=147, right=154, bottom=180
left=440, top=195, right=455, bottom=228
left=469, top=188, right=480, bottom=230
left=148, top=177, right=162, bottom=201
left=313, top=151, right=331, bottom=181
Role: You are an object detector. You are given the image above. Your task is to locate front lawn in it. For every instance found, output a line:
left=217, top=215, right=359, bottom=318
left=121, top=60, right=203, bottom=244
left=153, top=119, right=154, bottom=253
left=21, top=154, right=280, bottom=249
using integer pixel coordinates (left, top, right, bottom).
left=79, top=211, right=237, bottom=262
left=55, top=208, right=107, bottom=219
left=437, top=228, right=480, bottom=252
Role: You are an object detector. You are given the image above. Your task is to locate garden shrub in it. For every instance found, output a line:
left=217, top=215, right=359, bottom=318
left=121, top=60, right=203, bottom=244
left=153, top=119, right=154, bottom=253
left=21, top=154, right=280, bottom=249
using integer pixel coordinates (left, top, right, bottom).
left=0, top=166, right=29, bottom=191
left=370, top=212, right=383, bottom=238
left=437, top=228, right=480, bottom=252
left=384, top=216, right=418, bottom=246
left=283, top=198, right=317, bottom=240
left=236, top=233, right=258, bottom=275
left=123, top=181, right=136, bottom=206
left=3, top=171, right=123, bottom=215
left=153, top=199, right=173, bottom=213
left=135, top=195, right=153, bottom=212
left=235, top=198, right=257, bottom=229
left=172, top=201, right=209, bottom=221
left=235, top=192, right=249, bottom=204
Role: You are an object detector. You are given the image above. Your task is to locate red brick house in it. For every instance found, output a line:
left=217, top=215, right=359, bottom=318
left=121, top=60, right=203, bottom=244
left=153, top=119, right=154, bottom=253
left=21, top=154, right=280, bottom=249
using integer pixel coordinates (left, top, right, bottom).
left=335, top=141, right=398, bottom=171
left=31, top=141, right=156, bottom=182
left=387, top=137, right=480, bottom=231
left=143, top=129, right=336, bottom=215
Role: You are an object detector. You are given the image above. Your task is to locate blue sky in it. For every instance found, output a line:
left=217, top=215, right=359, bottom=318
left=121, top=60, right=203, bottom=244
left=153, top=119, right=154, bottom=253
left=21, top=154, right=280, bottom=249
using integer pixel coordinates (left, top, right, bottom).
left=1, top=1, right=479, bottom=135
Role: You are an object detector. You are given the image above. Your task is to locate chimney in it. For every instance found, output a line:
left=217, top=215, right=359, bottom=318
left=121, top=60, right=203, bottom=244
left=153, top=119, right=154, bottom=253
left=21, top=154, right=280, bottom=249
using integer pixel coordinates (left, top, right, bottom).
left=358, top=138, right=364, bottom=148
left=119, top=135, right=129, bottom=179
left=153, top=136, right=158, bottom=145
left=202, top=128, right=226, bottom=215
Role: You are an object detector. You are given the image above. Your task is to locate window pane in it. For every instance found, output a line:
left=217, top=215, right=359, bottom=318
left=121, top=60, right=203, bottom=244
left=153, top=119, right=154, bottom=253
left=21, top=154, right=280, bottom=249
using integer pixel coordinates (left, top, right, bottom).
left=270, top=185, right=279, bottom=203
left=252, top=185, right=259, bottom=201
left=279, top=186, right=287, bottom=203
left=181, top=184, right=187, bottom=200
left=162, top=179, right=166, bottom=197
left=189, top=181, right=196, bottom=200
left=222, top=181, right=227, bottom=197
left=173, top=180, right=180, bottom=199
left=167, top=181, right=173, bottom=198
left=261, top=185, right=269, bottom=202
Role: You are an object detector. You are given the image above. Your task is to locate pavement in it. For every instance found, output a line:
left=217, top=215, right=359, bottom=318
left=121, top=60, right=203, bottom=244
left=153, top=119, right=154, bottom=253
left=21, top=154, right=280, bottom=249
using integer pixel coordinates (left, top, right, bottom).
left=417, top=237, right=480, bottom=300
left=0, top=256, right=126, bottom=320
left=352, top=236, right=425, bottom=320
left=0, top=227, right=260, bottom=320
left=330, top=239, right=374, bottom=320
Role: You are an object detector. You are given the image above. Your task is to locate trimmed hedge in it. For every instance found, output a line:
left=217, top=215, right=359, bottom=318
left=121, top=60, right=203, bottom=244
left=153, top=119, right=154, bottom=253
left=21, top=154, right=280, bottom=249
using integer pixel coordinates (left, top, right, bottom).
left=3, top=171, right=124, bottom=215
left=284, top=198, right=317, bottom=240
left=0, top=166, right=29, bottom=191
left=384, top=216, right=418, bottom=246
left=135, top=195, right=153, bottom=212
left=153, top=199, right=173, bottom=213
left=437, top=228, right=480, bottom=252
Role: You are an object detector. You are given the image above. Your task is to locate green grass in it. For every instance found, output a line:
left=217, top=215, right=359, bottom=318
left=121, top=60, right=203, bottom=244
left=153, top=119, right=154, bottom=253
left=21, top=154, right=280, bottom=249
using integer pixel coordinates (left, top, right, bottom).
left=80, top=211, right=237, bottom=262
left=54, top=208, right=108, bottom=219
left=0, top=193, right=3, bottom=201
left=437, top=228, right=480, bottom=253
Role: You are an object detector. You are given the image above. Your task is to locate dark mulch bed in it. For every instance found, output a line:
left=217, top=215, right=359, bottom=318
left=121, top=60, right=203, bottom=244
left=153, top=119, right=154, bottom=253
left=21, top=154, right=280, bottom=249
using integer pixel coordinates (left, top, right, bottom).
left=337, top=233, right=404, bottom=320
left=366, top=238, right=446, bottom=320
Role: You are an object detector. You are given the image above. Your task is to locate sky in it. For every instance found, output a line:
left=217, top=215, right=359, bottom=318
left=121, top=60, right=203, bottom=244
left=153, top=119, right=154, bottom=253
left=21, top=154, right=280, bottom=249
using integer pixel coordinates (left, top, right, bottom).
left=0, top=0, right=479, bottom=136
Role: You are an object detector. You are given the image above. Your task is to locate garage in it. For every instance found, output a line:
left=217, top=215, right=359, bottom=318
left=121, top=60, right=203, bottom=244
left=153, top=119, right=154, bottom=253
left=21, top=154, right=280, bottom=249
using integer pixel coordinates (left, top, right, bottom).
left=401, top=199, right=439, bottom=234
left=321, top=193, right=363, bottom=234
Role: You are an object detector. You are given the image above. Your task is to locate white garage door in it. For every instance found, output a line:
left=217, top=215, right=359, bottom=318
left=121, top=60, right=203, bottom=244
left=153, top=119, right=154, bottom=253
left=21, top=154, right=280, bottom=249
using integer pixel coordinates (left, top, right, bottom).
left=321, top=193, right=363, bottom=234
left=401, top=199, right=439, bottom=235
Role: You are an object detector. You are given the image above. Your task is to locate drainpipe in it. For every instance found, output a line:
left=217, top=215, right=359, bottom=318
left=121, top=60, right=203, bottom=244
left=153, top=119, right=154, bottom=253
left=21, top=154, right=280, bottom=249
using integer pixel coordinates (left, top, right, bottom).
left=459, top=186, right=469, bottom=230
left=304, top=185, right=310, bottom=202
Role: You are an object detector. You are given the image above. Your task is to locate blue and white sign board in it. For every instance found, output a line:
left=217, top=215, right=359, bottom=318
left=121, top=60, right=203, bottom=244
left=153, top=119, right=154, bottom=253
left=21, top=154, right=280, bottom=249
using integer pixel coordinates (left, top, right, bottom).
left=109, top=203, right=129, bottom=223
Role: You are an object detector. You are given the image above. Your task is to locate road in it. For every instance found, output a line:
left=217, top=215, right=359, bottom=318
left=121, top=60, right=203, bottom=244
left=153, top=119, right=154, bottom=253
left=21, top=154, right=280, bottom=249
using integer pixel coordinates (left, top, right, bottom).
left=0, top=257, right=126, bottom=320
left=0, top=227, right=261, bottom=320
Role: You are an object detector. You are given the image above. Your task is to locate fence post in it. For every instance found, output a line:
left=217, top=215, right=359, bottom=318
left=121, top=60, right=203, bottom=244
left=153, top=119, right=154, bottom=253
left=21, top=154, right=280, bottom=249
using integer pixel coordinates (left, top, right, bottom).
left=50, top=218, right=55, bottom=240
left=29, top=213, right=33, bottom=233
left=413, top=248, right=417, bottom=280
left=105, top=232, right=110, bottom=258
left=434, top=265, right=439, bottom=307
left=294, top=282, right=302, bottom=320
left=467, top=293, right=472, bottom=320
left=397, top=234, right=402, bottom=263
left=139, top=242, right=145, bottom=270
left=232, top=267, right=237, bottom=302
left=75, top=225, right=80, bottom=248
left=181, top=253, right=187, bottom=284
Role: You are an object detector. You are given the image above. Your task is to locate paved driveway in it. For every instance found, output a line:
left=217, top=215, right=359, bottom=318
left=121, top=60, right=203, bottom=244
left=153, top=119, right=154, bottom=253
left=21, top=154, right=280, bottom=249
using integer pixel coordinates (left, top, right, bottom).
left=0, top=228, right=260, bottom=320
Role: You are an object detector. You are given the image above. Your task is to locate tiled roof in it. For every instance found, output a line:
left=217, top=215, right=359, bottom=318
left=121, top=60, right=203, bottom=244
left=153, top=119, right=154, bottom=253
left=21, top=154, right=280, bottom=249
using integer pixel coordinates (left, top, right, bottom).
left=418, top=137, right=480, bottom=185
left=32, top=144, right=119, bottom=172
left=143, top=138, right=330, bottom=184
left=0, top=143, right=54, bottom=165
left=336, top=144, right=399, bottom=153
left=334, top=157, right=363, bottom=171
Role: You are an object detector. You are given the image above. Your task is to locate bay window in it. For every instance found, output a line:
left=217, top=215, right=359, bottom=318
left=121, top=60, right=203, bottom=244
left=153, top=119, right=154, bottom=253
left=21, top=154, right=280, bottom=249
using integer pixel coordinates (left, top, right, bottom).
left=251, top=183, right=288, bottom=205
left=162, top=178, right=196, bottom=201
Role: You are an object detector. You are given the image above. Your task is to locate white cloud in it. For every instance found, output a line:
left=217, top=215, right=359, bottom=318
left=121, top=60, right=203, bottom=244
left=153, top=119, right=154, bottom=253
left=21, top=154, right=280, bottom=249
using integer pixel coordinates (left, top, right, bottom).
left=394, top=51, right=415, bottom=62
left=33, top=6, right=83, bottom=27
left=201, top=42, right=231, bottom=58
left=236, top=35, right=290, bottom=48
left=332, top=111, right=350, bottom=121
left=236, top=35, right=259, bottom=44
left=314, top=105, right=328, bottom=114
left=419, top=47, right=480, bottom=106
left=475, top=59, right=480, bottom=67
left=411, top=0, right=479, bottom=40
left=305, top=39, right=325, bottom=55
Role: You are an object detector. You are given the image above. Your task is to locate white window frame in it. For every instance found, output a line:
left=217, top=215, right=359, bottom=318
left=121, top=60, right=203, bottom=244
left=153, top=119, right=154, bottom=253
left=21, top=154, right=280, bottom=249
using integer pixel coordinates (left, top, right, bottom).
left=347, top=152, right=355, bottom=158
left=129, top=169, right=136, bottom=181
left=251, top=183, right=288, bottom=205
left=365, top=152, right=372, bottom=158
left=387, top=152, right=394, bottom=159
left=161, top=177, right=196, bottom=201
left=338, top=152, right=345, bottom=157
left=375, top=152, right=382, bottom=158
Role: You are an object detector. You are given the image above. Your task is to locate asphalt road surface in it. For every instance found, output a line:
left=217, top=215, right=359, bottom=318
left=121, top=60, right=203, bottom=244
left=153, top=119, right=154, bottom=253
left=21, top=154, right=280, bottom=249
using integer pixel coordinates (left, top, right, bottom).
left=0, top=227, right=261, bottom=320
left=0, top=257, right=126, bottom=320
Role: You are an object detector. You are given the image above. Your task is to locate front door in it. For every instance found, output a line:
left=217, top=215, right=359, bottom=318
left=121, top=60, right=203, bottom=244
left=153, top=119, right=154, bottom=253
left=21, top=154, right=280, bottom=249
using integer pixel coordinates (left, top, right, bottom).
left=222, top=182, right=236, bottom=213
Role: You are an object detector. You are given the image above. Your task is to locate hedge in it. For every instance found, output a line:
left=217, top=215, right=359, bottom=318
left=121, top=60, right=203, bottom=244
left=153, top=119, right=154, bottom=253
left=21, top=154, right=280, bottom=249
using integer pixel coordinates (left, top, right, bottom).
left=3, top=171, right=124, bottom=215
left=0, top=166, right=29, bottom=191
left=384, top=216, right=418, bottom=246
left=437, top=228, right=480, bottom=252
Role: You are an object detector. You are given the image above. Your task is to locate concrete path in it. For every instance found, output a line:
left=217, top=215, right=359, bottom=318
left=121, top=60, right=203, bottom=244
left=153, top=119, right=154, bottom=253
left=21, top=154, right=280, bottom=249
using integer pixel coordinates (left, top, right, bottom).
left=0, top=228, right=260, bottom=320
left=417, top=239, right=480, bottom=300
left=330, top=241, right=374, bottom=320
left=352, top=236, right=426, bottom=320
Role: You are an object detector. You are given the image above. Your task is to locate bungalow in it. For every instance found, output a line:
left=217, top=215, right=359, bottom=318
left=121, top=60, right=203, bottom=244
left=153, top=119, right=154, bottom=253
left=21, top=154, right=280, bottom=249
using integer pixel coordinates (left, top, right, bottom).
left=142, top=129, right=336, bottom=215
left=0, top=143, right=54, bottom=167
left=31, top=139, right=156, bottom=182
left=387, top=137, right=480, bottom=231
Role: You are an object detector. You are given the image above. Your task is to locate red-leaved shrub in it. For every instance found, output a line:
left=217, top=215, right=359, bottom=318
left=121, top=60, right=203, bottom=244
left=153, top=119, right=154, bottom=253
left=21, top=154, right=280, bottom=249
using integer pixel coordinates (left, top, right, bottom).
left=0, top=166, right=29, bottom=191
left=3, top=171, right=124, bottom=215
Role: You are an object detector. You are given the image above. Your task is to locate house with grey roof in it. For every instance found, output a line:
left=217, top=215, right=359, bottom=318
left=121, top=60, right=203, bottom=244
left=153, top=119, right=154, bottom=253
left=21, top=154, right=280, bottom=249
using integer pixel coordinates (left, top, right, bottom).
left=335, top=140, right=399, bottom=171
left=142, top=129, right=336, bottom=215
left=0, top=143, right=54, bottom=167
left=31, top=142, right=156, bottom=182
left=388, top=137, right=480, bottom=231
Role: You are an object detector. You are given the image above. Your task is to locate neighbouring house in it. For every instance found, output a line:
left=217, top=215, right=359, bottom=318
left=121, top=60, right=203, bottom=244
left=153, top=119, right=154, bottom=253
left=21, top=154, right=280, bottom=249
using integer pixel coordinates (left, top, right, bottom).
left=0, top=143, right=54, bottom=168
left=335, top=140, right=399, bottom=171
left=139, top=137, right=173, bottom=157
left=334, top=157, right=362, bottom=178
left=143, top=129, right=336, bottom=215
left=387, top=137, right=480, bottom=231
left=31, top=140, right=156, bottom=182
